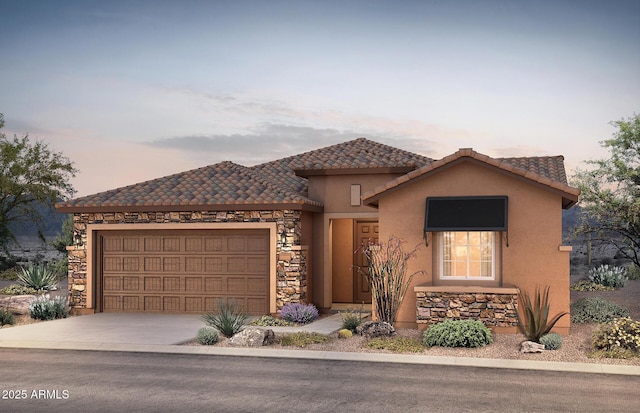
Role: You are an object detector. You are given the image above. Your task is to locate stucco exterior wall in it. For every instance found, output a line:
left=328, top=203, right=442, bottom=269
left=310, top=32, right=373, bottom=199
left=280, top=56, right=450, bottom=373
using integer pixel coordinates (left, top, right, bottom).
left=308, top=173, right=391, bottom=310
left=376, top=161, right=571, bottom=332
left=308, top=174, right=402, bottom=212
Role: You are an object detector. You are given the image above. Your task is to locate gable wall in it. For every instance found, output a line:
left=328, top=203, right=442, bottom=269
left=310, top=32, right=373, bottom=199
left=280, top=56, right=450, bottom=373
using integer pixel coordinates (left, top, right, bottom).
left=307, top=173, right=404, bottom=212
left=376, top=161, right=571, bottom=331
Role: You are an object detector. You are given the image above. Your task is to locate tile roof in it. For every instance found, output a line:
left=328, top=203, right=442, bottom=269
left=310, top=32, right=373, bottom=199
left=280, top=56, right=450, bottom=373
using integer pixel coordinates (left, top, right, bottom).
left=57, top=139, right=578, bottom=213
left=362, top=148, right=580, bottom=208
left=499, top=155, right=570, bottom=185
left=288, top=137, right=433, bottom=175
left=56, top=161, right=323, bottom=212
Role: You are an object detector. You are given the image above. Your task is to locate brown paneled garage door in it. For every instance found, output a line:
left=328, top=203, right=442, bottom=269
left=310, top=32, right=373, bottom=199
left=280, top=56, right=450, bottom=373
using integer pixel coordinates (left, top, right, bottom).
left=97, top=229, right=269, bottom=314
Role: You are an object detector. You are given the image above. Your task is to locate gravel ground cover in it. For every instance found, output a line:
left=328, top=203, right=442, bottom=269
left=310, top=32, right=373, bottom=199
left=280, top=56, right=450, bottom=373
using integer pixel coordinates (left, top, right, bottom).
left=187, top=279, right=640, bottom=366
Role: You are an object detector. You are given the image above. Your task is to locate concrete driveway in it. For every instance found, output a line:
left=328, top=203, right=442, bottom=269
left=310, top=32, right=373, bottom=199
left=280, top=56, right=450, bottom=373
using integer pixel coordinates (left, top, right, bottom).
left=0, top=313, right=205, bottom=349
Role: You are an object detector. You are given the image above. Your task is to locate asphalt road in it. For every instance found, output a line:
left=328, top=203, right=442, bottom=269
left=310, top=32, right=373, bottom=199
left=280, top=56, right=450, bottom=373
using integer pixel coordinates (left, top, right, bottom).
left=0, top=349, right=638, bottom=412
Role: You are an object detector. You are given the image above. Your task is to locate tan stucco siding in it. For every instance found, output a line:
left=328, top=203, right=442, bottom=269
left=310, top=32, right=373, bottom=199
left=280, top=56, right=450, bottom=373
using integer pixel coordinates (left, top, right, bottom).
left=377, top=161, right=571, bottom=331
left=308, top=174, right=403, bottom=212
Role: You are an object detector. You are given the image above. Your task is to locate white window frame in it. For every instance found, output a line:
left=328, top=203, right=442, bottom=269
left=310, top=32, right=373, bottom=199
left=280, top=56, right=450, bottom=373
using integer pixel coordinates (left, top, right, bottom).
left=439, top=231, right=496, bottom=280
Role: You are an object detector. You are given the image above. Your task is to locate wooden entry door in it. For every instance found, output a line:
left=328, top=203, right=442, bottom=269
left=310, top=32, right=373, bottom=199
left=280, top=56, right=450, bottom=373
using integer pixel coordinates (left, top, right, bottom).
left=354, top=221, right=378, bottom=303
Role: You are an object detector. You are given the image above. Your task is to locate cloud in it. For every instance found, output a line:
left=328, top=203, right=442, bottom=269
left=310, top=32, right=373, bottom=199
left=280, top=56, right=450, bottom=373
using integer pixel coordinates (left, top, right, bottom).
left=145, top=123, right=375, bottom=166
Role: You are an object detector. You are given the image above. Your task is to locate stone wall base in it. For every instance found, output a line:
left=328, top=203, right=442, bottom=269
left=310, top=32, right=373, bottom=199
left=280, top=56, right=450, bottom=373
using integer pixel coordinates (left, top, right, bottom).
left=415, top=285, right=519, bottom=329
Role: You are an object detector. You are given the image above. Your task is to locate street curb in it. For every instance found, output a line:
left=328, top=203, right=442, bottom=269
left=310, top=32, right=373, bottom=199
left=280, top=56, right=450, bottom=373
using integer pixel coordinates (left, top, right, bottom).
left=1, top=340, right=639, bottom=376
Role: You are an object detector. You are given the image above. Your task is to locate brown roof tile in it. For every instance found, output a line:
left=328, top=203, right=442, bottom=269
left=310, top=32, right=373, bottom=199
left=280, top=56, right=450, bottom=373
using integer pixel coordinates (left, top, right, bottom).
left=57, top=161, right=322, bottom=212
left=287, top=137, right=433, bottom=174
left=58, top=139, right=578, bottom=213
left=363, top=148, right=579, bottom=208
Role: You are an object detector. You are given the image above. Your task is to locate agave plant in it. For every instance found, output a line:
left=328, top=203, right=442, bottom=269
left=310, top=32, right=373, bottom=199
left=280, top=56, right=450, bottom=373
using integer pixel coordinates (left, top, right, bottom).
left=516, top=285, right=567, bottom=343
left=202, top=299, right=249, bottom=338
left=17, top=262, right=59, bottom=291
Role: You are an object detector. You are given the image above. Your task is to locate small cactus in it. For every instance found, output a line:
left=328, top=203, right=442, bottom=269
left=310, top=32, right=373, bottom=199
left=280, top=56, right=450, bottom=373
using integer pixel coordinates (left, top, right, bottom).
left=338, top=329, right=353, bottom=339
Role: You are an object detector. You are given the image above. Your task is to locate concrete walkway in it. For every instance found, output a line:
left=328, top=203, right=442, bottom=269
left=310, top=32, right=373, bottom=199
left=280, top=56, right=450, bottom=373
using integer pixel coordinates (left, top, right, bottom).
left=0, top=313, right=639, bottom=376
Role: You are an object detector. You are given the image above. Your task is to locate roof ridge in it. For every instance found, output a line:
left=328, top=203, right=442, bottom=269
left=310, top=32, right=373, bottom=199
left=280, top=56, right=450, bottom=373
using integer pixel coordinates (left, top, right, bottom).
left=241, top=163, right=318, bottom=203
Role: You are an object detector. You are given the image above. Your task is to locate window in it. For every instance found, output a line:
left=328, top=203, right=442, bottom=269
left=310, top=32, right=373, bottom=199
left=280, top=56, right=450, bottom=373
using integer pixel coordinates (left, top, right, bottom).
left=440, top=231, right=495, bottom=279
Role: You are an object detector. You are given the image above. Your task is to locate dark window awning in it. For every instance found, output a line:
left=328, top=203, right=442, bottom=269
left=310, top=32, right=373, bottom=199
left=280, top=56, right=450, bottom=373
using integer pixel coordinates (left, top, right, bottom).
left=424, top=196, right=508, bottom=232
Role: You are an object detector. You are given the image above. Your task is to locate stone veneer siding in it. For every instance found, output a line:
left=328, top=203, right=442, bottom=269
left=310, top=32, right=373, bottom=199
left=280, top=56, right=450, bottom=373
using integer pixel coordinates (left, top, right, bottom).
left=415, top=288, right=519, bottom=328
left=67, top=210, right=306, bottom=313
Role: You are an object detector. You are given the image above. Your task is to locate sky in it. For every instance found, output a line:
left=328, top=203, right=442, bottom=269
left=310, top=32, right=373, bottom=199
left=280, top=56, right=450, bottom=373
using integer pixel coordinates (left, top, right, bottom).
left=0, top=0, right=638, bottom=198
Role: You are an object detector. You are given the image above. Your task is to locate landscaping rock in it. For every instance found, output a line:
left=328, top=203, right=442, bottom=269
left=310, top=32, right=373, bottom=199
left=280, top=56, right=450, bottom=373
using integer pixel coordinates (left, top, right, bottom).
left=356, top=321, right=396, bottom=338
left=0, top=295, right=37, bottom=315
left=520, top=340, right=545, bottom=353
left=229, top=328, right=275, bottom=347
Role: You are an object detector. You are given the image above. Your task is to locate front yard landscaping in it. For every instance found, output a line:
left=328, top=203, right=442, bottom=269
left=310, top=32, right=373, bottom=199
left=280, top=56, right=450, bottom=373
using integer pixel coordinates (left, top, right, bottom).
left=182, top=277, right=640, bottom=367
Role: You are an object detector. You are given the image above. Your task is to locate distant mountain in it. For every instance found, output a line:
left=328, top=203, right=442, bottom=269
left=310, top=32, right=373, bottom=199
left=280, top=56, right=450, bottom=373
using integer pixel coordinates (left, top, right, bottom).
left=7, top=201, right=68, bottom=238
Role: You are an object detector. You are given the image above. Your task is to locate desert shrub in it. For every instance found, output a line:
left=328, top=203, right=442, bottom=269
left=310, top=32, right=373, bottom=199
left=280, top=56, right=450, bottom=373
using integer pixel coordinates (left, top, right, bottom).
left=340, top=307, right=364, bottom=331
left=422, top=320, right=493, bottom=348
left=592, top=317, right=640, bottom=355
left=338, top=329, right=353, bottom=339
left=196, top=327, right=219, bottom=345
left=0, top=308, right=16, bottom=326
left=588, top=264, right=627, bottom=289
left=570, top=280, right=614, bottom=292
left=366, top=336, right=424, bottom=353
left=570, top=297, right=630, bottom=324
left=276, top=332, right=329, bottom=347
left=279, top=303, right=319, bottom=324
left=29, top=296, right=69, bottom=321
left=251, top=315, right=296, bottom=327
left=0, top=284, right=40, bottom=295
left=202, top=299, right=249, bottom=338
left=540, top=333, right=563, bottom=350
left=0, top=267, right=19, bottom=281
left=516, top=285, right=567, bottom=343
left=17, top=262, right=59, bottom=291
left=357, top=235, right=423, bottom=326
left=627, top=265, right=640, bottom=281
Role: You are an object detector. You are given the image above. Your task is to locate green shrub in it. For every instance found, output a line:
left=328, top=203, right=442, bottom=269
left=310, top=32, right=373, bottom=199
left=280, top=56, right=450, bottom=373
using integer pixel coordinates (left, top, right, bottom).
left=340, top=307, right=364, bottom=331
left=29, top=295, right=69, bottom=321
left=366, top=336, right=424, bottom=353
left=570, top=280, right=614, bottom=292
left=276, top=332, right=330, bottom=347
left=592, top=317, right=640, bottom=354
left=338, top=329, right=353, bottom=339
left=0, top=284, right=40, bottom=295
left=540, top=333, right=563, bottom=350
left=202, top=299, right=249, bottom=338
left=0, top=308, right=16, bottom=326
left=196, top=327, right=219, bottom=345
left=422, top=320, right=493, bottom=348
left=627, top=265, right=640, bottom=281
left=0, top=267, right=19, bottom=281
left=570, top=297, right=630, bottom=324
left=17, top=262, right=59, bottom=291
left=251, top=315, right=296, bottom=327
left=516, top=285, right=567, bottom=343
left=588, top=264, right=627, bottom=289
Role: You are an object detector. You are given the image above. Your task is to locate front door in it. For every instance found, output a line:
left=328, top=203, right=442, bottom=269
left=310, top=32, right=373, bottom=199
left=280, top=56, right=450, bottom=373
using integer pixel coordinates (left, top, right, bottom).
left=353, top=221, right=378, bottom=303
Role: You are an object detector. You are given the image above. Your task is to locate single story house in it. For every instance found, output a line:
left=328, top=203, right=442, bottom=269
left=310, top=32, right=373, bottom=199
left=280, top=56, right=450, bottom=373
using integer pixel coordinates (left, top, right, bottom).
left=56, top=138, right=579, bottom=333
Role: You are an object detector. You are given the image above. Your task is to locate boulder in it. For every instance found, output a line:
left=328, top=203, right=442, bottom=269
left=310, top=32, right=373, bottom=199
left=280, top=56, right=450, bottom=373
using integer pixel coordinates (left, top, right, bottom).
left=520, top=340, right=545, bottom=353
left=0, top=295, right=37, bottom=315
left=355, top=321, right=395, bottom=338
left=229, top=328, right=275, bottom=347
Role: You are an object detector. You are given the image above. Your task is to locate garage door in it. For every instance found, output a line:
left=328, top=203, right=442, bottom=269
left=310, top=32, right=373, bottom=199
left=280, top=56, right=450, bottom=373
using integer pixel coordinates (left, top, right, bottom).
left=98, top=229, right=270, bottom=314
